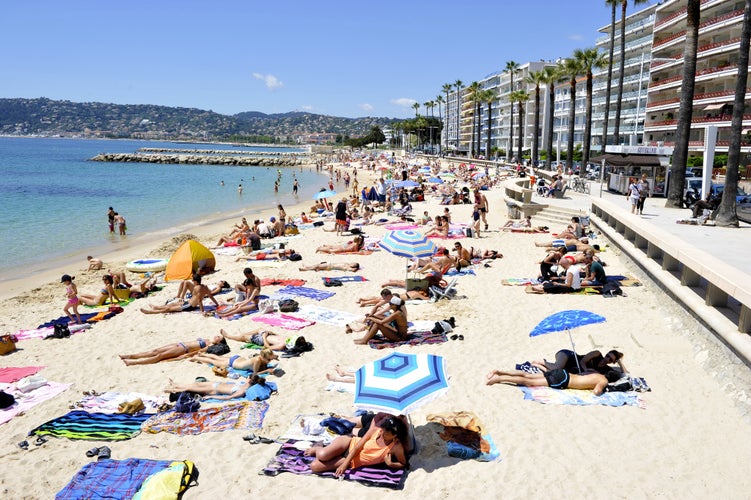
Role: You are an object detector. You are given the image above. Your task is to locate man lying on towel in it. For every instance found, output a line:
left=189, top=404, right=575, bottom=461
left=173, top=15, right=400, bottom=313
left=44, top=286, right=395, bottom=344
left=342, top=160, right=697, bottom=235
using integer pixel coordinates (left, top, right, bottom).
left=485, top=366, right=610, bottom=395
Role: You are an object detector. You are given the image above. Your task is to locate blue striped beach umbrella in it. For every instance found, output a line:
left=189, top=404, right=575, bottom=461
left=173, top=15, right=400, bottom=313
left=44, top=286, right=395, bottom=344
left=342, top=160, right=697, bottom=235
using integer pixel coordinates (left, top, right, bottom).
left=379, top=230, right=436, bottom=259
left=354, top=352, right=449, bottom=415
left=530, top=310, right=606, bottom=372
left=313, top=189, right=337, bottom=200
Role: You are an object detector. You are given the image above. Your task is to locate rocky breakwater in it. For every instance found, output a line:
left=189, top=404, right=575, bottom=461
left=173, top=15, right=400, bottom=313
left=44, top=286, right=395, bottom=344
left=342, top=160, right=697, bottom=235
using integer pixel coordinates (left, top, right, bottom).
left=90, top=152, right=305, bottom=166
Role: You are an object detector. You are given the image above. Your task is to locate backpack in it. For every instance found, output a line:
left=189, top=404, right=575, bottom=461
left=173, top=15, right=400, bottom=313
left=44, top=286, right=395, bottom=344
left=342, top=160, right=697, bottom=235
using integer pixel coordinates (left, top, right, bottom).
left=206, top=338, right=230, bottom=355
left=601, top=281, right=623, bottom=297
left=0, top=390, right=15, bottom=409
left=288, top=253, right=302, bottom=261
left=278, top=299, right=299, bottom=312
left=174, top=392, right=201, bottom=413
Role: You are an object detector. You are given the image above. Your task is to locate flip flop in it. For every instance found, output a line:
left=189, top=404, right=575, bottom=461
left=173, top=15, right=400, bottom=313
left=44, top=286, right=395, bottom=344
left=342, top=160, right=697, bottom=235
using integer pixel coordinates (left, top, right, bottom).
left=242, top=433, right=257, bottom=442
left=97, top=446, right=111, bottom=460
left=86, top=447, right=100, bottom=457
left=35, top=436, right=49, bottom=446
left=18, top=440, right=29, bottom=450
left=258, top=437, right=275, bottom=444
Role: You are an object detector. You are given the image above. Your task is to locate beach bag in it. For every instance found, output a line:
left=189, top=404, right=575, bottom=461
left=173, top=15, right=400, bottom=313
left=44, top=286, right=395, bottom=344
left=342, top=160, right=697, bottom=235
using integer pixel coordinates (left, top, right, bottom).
left=285, top=225, right=299, bottom=235
left=601, top=281, right=623, bottom=297
left=17, top=375, right=48, bottom=393
left=278, top=299, right=299, bottom=312
left=174, top=392, right=201, bottom=413
left=464, top=227, right=474, bottom=237
left=0, top=334, right=17, bottom=355
left=206, top=338, right=230, bottom=355
left=406, top=278, right=429, bottom=291
left=313, top=221, right=324, bottom=227
left=50, top=323, right=71, bottom=339
left=289, top=253, right=302, bottom=261
left=0, top=390, right=15, bottom=409
left=258, top=299, right=275, bottom=314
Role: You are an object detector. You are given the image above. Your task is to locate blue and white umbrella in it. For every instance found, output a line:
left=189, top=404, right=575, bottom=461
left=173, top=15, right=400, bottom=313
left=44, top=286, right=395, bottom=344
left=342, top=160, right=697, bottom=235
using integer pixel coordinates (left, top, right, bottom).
left=313, top=189, right=337, bottom=200
left=354, top=352, right=449, bottom=415
left=379, top=230, right=436, bottom=259
left=427, top=177, right=444, bottom=184
left=395, top=180, right=420, bottom=189
left=530, top=310, right=606, bottom=372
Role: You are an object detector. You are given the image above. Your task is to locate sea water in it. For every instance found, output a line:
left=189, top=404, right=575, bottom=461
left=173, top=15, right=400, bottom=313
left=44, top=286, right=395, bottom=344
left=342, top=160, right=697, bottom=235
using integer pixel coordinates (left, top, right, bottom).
left=0, top=137, right=326, bottom=281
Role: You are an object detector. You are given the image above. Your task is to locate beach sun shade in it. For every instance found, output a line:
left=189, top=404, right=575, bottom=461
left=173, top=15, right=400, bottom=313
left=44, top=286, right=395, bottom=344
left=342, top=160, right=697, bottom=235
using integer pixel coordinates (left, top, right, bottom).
left=379, top=230, right=436, bottom=259
left=427, top=177, right=444, bottom=184
left=313, top=190, right=337, bottom=200
left=395, top=180, right=420, bottom=189
left=354, top=352, right=449, bottom=415
left=530, top=310, right=606, bottom=372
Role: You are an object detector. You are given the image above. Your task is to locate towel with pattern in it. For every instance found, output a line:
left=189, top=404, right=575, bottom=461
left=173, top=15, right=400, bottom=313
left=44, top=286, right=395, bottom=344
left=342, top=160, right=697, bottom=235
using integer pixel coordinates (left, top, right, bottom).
left=0, top=381, right=71, bottom=426
left=13, top=324, right=92, bottom=342
left=261, top=439, right=408, bottom=489
left=0, top=366, right=44, bottom=383
left=56, top=458, right=175, bottom=500
left=368, top=330, right=448, bottom=350
left=252, top=313, right=316, bottom=330
left=71, top=391, right=166, bottom=414
left=289, top=305, right=360, bottom=327
left=322, top=276, right=367, bottom=283
left=275, top=285, right=336, bottom=301
left=141, top=400, right=268, bottom=435
left=261, top=278, right=307, bottom=287
left=518, top=386, right=646, bottom=408
left=29, top=410, right=151, bottom=440
left=501, top=278, right=537, bottom=286
left=444, top=268, right=476, bottom=276
left=384, top=223, right=420, bottom=230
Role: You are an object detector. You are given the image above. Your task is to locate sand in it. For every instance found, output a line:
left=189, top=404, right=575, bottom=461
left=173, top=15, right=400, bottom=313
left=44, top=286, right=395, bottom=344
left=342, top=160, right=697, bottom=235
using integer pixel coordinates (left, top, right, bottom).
left=2, top=156, right=751, bottom=498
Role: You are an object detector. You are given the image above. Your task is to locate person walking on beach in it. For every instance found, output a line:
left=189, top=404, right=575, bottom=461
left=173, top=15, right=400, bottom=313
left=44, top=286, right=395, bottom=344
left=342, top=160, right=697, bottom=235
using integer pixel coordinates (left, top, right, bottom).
left=61, top=274, right=82, bottom=325
left=114, top=213, right=127, bottom=235
left=107, top=207, right=116, bottom=233
left=474, top=189, right=489, bottom=230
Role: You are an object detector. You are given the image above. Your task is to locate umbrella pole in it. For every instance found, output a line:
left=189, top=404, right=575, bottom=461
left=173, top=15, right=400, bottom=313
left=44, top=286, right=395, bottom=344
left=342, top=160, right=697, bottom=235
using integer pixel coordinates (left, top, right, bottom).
left=567, top=328, right=581, bottom=373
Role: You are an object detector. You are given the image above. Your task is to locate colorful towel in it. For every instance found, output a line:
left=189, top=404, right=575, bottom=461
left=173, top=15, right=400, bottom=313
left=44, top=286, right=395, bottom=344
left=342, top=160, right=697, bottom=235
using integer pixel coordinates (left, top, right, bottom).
left=261, top=439, right=408, bottom=489
left=337, top=250, right=375, bottom=255
left=211, top=303, right=260, bottom=321
left=322, top=276, right=367, bottom=283
left=427, top=233, right=465, bottom=240
left=261, top=278, right=307, bottom=287
left=368, top=330, right=448, bottom=350
left=29, top=410, right=151, bottom=440
left=290, top=305, right=359, bottom=327
left=56, top=458, right=175, bottom=500
left=518, top=386, right=646, bottom=408
left=275, top=285, right=335, bottom=301
left=0, top=381, right=70, bottom=426
left=71, top=391, right=165, bottom=414
left=444, top=268, right=476, bottom=276
left=278, top=414, right=335, bottom=444
left=0, top=366, right=44, bottom=383
left=252, top=313, right=315, bottom=330
left=384, top=223, right=420, bottom=230
left=502, top=278, right=537, bottom=286
left=141, top=401, right=268, bottom=435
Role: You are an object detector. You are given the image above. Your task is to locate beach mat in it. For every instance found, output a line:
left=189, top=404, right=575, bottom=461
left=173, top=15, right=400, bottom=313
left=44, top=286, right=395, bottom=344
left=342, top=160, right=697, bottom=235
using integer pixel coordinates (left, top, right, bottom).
left=518, top=386, right=646, bottom=408
left=524, top=285, right=600, bottom=295
left=13, top=323, right=92, bottom=342
left=275, top=285, right=335, bottom=301
left=261, top=278, right=307, bottom=287
left=368, top=330, right=448, bottom=350
left=29, top=409, right=151, bottom=440
left=0, top=366, right=44, bottom=383
left=290, top=305, right=360, bottom=327
left=261, top=439, right=408, bottom=489
left=322, top=276, right=368, bottom=283
left=0, top=381, right=71, bottom=426
left=502, top=278, right=537, bottom=286
left=252, top=313, right=316, bottom=330
left=71, top=391, right=165, bottom=414
left=141, top=401, right=268, bottom=435
left=55, top=458, right=175, bottom=500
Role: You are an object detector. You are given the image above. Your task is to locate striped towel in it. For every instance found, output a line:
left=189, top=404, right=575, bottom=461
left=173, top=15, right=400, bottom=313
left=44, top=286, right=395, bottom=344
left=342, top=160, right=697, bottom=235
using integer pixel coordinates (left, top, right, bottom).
left=56, top=458, right=174, bottom=500
left=29, top=410, right=151, bottom=440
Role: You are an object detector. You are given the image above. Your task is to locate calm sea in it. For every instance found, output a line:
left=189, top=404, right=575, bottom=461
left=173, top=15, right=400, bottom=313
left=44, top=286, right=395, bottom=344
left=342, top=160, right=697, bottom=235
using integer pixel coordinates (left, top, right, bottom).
left=0, top=137, right=325, bottom=281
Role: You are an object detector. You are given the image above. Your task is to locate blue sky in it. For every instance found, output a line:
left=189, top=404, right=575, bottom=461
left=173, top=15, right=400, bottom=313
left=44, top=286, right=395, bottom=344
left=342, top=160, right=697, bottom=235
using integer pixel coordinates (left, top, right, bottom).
left=1, top=0, right=656, bottom=119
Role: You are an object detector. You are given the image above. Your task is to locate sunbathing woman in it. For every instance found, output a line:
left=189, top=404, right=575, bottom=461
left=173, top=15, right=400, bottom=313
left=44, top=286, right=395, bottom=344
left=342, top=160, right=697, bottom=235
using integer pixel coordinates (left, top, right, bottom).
left=502, top=215, right=532, bottom=229
left=299, top=262, right=360, bottom=272
left=191, top=348, right=278, bottom=375
left=304, top=413, right=407, bottom=476
left=356, top=289, right=429, bottom=306
left=140, top=274, right=218, bottom=314
left=316, top=235, right=365, bottom=254
left=485, top=367, right=609, bottom=395
left=78, top=275, right=122, bottom=306
left=165, top=374, right=268, bottom=401
left=235, top=248, right=297, bottom=261
left=354, top=297, right=408, bottom=345
left=533, top=349, right=626, bottom=376
left=423, top=216, right=449, bottom=237
left=220, top=328, right=313, bottom=354
left=119, top=335, right=223, bottom=365
left=176, top=279, right=230, bottom=300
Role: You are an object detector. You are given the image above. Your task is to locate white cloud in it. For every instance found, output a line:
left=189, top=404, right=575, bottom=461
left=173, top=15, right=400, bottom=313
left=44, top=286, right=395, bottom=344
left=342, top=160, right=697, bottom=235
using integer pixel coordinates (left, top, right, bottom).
left=252, top=72, right=284, bottom=91
left=391, top=98, right=417, bottom=108
left=568, top=34, right=583, bottom=41
left=300, top=105, right=313, bottom=111
left=359, top=103, right=374, bottom=112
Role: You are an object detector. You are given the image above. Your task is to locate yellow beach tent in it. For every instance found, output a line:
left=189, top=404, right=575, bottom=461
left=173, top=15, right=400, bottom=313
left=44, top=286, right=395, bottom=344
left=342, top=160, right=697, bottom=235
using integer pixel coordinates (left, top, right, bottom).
left=165, top=240, right=216, bottom=281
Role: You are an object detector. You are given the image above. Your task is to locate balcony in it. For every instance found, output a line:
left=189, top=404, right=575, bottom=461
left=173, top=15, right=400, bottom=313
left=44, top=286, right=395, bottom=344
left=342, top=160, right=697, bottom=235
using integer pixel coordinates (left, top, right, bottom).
left=650, top=63, right=737, bottom=89
left=646, top=88, right=750, bottom=109
left=646, top=113, right=751, bottom=128
left=653, top=8, right=745, bottom=48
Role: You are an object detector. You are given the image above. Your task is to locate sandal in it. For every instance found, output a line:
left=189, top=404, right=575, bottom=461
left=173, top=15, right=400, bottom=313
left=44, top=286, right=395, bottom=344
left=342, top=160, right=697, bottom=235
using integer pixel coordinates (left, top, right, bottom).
left=35, top=436, right=49, bottom=446
left=97, top=446, right=111, bottom=460
left=86, top=447, right=100, bottom=457
left=18, top=440, right=29, bottom=450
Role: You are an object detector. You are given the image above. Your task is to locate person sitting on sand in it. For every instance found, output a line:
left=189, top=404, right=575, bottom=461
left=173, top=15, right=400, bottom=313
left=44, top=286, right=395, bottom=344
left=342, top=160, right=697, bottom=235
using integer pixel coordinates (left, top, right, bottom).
left=119, top=335, right=223, bottom=365
left=424, top=216, right=449, bottom=238
left=530, top=255, right=581, bottom=294
left=316, top=235, right=365, bottom=254
left=485, top=366, right=609, bottom=395
left=299, top=262, right=360, bottom=272
left=533, top=348, right=626, bottom=376
left=140, top=274, right=218, bottom=314
left=539, top=248, right=564, bottom=281
left=408, top=248, right=455, bottom=274
left=581, top=252, right=607, bottom=287
left=165, top=374, right=269, bottom=401
left=78, top=274, right=122, bottom=306
left=354, top=296, right=408, bottom=344
left=191, top=348, right=278, bottom=375
left=86, top=256, right=104, bottom=271
left=176, top=278, right=230, bottom=300
left=304, top=413, right=407, bottom=476
left=502, top=215, right=532, bottom=230
left=453, top=242, right=472, bottom=268
left=347, top=289, right=405, bottom=333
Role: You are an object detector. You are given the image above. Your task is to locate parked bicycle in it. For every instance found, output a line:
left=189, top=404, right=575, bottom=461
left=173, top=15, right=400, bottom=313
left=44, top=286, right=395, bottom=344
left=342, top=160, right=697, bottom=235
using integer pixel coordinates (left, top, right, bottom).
left=570, top=176, right=591, bottom=194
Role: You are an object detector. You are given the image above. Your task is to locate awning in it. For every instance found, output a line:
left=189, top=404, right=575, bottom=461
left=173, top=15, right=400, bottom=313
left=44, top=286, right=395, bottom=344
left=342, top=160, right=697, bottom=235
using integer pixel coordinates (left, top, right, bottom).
left=703, top=103, right=726, bottom=111
left=589, top=153, right=665, bottom=167
left=742, top=129, right=751, bottom=134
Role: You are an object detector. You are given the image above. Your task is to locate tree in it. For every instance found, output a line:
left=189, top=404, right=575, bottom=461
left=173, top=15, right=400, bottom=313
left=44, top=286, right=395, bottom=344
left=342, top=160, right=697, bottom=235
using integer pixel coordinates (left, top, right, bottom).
left=525, top=70, right=546, bottom=166
left=412, top=102, right=420, bottom=117
left=716, top=0, right=750, bottom=226
left=442, top=83, right=452, bottom=151
left=454, top=80, right=463, bottom=150
left=575, top=47, right=607, bottom=172
left=614, top=0, right=649, bottom=144
left=602, top=0, right=619, bottom=149
left=505, top=61, right=521, bottom=161
left=562, top=57, right=583, bottom=172
left=542, top=65, right=563, bottom=168
left=510, top=90, right=530, bottom=162
left=482, top=89, right=498, bottom=159
left=466, top=82, right=482, bottom=157
left=435, top=94, right=445, bottom=153
left=666, top=0, right=700, bottom=208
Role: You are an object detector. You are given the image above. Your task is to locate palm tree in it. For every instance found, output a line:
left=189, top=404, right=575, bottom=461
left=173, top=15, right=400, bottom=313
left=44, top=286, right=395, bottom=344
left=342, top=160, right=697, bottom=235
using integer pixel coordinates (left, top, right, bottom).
left=505, top=61, right=521, bottom=161
left=481, top=89, right=498, bottom=159
left=510, top=90, right=530, bottom=163
left=435, top=95, right=445, bottom=154
left=525, top=70, right=546, bottom=166
left=412, top=102, right=420, bottom=117
left=614, top=0, right=649, bottom=145
left=602, top=0, right=618, bottom=150
left=562, top=57, right=583, bottom=172
left=716, top=1, right=750, bottom=226
left=454, top=80, right=463, bottom=150
left=575, top=47, right=607, bottom=172
left=441, top=84, right=452, bottom=151
left=666, top=0, right=700, bottom=208
left=466, top=82, right=482, bottom=157
left=542, top=65, right=562, bottom=168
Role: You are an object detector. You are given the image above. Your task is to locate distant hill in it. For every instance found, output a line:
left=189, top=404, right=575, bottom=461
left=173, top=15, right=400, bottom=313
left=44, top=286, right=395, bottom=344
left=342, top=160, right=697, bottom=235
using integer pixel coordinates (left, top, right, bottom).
left=0, top=98, right=399, bottom=141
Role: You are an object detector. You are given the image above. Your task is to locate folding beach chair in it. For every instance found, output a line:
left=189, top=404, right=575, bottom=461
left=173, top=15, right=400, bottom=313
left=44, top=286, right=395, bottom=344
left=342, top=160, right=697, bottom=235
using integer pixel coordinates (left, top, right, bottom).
left=430, top=277, right=459, bottom=302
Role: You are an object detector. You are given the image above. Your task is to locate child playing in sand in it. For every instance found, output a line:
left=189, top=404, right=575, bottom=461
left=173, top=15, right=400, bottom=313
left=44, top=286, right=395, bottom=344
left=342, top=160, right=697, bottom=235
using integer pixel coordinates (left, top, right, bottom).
left=61, top=274, right=82, bottom=324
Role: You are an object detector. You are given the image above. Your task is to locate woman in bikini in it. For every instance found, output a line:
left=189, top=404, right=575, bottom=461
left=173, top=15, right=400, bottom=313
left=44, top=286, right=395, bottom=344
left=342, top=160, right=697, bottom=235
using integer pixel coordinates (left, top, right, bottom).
left=354, top=297, right=408, bottom=345
left=304, top=413, right=407, bottom=476
left=316, top=235, right=365, bottom=254
left=119, top=335, right=222, bottom=365
left=220, top=328, right=313, bottom=354
left=191, top=348, right=278, bottom=374
left=165, top=374, right=267, bottom=401
left=423, top=216, right=448, bottom=237
left=78, top=275, right=122, bottom=306
left=298, top=262, right=360, bottom=272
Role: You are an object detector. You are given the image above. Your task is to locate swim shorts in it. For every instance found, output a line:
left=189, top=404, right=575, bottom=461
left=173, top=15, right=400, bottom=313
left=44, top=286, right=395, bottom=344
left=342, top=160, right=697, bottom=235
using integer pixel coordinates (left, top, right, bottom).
left=544, top=369, right=570, bottom=389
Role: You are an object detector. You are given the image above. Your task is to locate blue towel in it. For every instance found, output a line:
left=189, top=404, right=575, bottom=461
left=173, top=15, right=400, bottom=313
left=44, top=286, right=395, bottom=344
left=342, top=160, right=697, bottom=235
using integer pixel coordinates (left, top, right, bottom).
left=275, top=286, right=335, bottom=301
left=444, top=268, right=476, bottom=276
left=56, top=458, right=174, bottom=499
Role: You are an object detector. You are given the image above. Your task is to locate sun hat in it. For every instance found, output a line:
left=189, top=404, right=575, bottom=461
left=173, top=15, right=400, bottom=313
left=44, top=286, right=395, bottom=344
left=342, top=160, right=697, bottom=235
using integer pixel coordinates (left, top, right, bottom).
left=390, top=296, right=403, bottom=306
left=270, top=217, right=276, bottom=222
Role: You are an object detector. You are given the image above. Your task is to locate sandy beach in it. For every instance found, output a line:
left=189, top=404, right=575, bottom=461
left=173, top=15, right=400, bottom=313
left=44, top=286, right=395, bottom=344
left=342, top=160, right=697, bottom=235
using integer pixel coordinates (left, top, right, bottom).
left=2, top=155, right=751, bottom=499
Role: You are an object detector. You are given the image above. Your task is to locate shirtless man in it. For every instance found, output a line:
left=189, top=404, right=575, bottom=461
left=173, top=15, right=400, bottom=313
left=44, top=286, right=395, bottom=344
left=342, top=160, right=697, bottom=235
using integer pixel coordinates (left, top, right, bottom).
left=453, top=242, right=472, bottom=268
left=86, top=256, right=104, bottom=271
left=535, top=238, right=597, bottom=253
left=140, top=274, right=218, bottom=314
left=299, top=262, right=360, bottom=272
left=485, top=367, right=608, bottom=396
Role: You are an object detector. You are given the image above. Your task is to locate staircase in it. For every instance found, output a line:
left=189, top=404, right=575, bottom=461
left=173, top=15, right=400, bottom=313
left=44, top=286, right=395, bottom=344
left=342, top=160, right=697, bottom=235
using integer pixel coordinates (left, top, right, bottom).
left=531, top=205, right=589, bottom=228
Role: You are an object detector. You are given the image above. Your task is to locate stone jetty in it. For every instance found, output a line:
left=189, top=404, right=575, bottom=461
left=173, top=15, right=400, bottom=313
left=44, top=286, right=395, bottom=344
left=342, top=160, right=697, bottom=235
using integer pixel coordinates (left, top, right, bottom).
left=89, top=152, right=307, bottom=166
left=137, top=148, right=304, bottom=156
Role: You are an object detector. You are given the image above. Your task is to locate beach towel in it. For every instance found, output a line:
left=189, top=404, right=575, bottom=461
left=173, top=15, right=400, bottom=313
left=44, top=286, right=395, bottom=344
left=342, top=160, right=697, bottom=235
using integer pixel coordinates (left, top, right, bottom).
left=518, top=386, right=646, bottom=408
left=368, top=330, right=448, bottom=350
left=212, top=246, right=241, bottom=256
left=290, top=304, right=360, bottom=327
left=278, top=414, right=335, bottom=444
left=508, top=227, right=548, bottom=233
left=444, top=268, right=476, bottom=277
left=524, top=285, right=600, bottom=295
left=71, top=391, right=165, bottom=414
left=0, top=366, right=44, bottom=383
left=384, top=223, right=420, bottom=230
left=427, top=233, right=465, bottom=240
left=141, top=401, right=268, bottom=435
left=37, top=314, right=101, bottom=329
left=337, top=250, right=375, bottom=255
left=322, top=276, right=367, bottom=283
left=261, top=278, right=307, bottom=287
left=55, top=458, right=175, bottom=500
left=29, top=410, right=151, bottom=440
left=261, top=439, right=408, bottom=490
left=252, top=313, right=315, bottom=330
left=0, top=381, right=70, bottom=426
left=275, top=285, right=335, bottom=301
left=502, top=278, right=537, bottom=286
left=211, top=303, right=260, bottom=321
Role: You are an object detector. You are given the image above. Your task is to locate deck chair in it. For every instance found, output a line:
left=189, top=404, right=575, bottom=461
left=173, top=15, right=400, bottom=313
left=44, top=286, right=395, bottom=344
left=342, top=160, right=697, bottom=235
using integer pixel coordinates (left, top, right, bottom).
left=430, top=277, right=459, bottom=302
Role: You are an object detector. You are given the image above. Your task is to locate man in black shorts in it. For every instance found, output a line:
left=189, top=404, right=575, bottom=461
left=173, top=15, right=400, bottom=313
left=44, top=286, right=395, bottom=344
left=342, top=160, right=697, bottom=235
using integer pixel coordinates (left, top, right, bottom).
left=485, top=367, right=608, bottom=395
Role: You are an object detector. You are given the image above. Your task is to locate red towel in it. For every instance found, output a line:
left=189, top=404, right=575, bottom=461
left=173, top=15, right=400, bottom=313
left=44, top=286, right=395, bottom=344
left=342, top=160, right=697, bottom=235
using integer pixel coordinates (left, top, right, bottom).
left=0, top=366, right=44, bottom=383
left=260, top=279, right=306, bottom=287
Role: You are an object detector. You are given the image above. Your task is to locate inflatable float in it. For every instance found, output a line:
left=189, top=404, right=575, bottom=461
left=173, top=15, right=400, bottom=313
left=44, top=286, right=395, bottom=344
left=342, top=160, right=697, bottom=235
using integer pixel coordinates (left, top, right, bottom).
left=126, top=258, right=168, bottom=273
